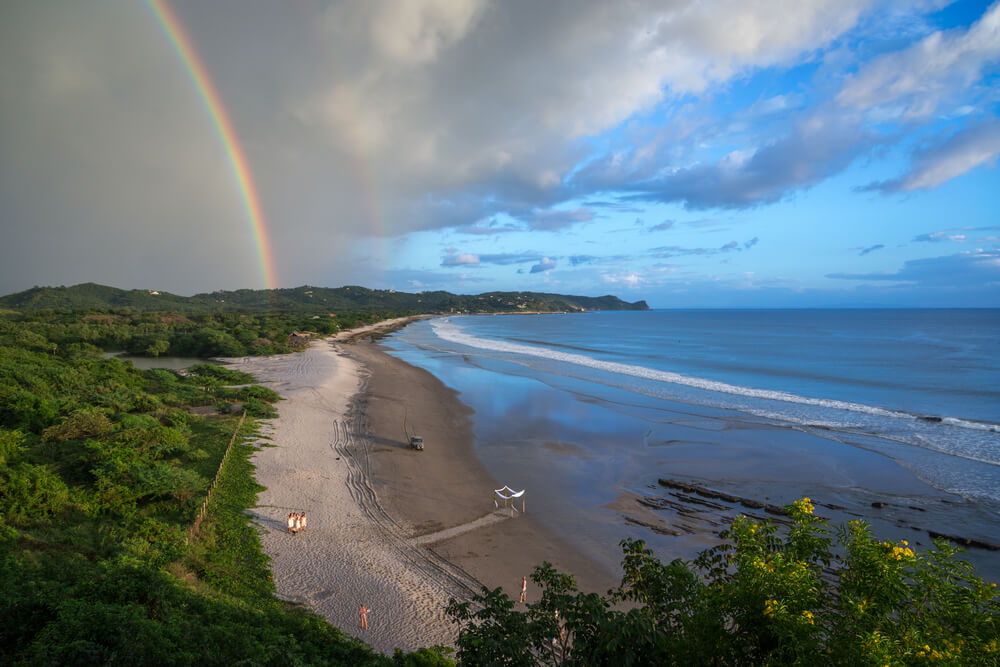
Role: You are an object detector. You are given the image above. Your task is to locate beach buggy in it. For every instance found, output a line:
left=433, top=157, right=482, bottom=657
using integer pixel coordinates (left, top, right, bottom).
left=409, top=435, right=424, bottom=451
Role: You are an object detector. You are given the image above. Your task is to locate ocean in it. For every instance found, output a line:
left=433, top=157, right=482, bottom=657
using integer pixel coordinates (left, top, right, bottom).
left=381, top=309, right=1000, bottom=573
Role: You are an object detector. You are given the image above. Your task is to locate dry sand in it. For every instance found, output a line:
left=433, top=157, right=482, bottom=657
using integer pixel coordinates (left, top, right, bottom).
left=225, top=319, right=615, bottom=655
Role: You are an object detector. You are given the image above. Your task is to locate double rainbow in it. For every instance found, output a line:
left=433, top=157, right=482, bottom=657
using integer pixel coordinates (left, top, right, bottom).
left=145, top=0, right=278, bottom=290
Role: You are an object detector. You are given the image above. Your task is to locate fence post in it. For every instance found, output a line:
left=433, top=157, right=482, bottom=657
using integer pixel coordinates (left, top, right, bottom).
left=186, top=411, right=247, bottom=544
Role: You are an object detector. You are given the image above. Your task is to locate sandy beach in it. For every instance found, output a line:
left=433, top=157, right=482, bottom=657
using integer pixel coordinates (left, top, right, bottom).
left=226, top=319, right=615, bottom=655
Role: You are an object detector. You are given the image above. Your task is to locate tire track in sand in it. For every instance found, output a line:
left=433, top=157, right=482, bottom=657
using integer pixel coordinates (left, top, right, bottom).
left=333, top=388, right=488, bottom=602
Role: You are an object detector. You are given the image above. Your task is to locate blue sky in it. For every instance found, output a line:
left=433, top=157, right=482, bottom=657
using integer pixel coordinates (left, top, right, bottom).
left=1, top=0, right=999, bottom=306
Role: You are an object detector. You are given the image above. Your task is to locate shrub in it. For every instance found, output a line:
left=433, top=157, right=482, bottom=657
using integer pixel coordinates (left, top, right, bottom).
left=42, top=410, right=114, bottom=442
left=187, top=364, right=254, bottom=385
left=0, top=462, right=71, bottom=524
left=242, top=397, right=277, bottom=419
left=448, top=499, right=1000, bottom=666
left=238, top=385, right=281, bottom=403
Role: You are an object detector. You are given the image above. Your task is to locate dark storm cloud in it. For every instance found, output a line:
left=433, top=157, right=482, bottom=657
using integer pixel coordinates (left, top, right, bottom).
left=2, top=0, right=996, bottom=302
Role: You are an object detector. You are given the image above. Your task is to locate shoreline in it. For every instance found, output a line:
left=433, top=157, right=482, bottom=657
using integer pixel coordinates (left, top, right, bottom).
left=225, top=320, right=615, bottom=655
left=229, top=315, right=997, bottom=655
left=371, top=315, right=1000, bottom=585
left=343, top=340, right=617, bottom=598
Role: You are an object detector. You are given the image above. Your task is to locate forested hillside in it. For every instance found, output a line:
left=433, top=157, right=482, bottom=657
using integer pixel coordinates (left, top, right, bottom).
left=0, top=309, right=384, bottom=359
left=1, top=283, right=649, bottom=314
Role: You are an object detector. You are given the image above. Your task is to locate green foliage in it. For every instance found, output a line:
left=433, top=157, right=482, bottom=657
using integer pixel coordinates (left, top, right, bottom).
left=393, top=646, right=456, bottom=666
left=42, top=409, right=114, bottom=442
left=0, top=316, right=443, bottom=664
left=449, top=498, right=1000, bottom=666
left=241, top=396, right=278, bottom=418
left=237, top=384, right=281, bottom=403
left=0, top=460, right=71, bottom=524
left=186, top=363, right=254, bottom=384
left=0, top=427, right=26, bottom=465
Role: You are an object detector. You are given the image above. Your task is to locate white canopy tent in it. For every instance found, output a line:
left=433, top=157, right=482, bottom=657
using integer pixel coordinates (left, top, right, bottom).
left=494, top=485, right=525, bottom=515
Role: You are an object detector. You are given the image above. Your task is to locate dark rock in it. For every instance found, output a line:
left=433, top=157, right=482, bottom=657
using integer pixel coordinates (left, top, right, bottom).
left=624, top=516, right=686, bottom=536
left=764, top=504, right=788, bottom=516
left=871, top=501, right=886, bottom=508
left=927, top=530, right=1000, bottom=551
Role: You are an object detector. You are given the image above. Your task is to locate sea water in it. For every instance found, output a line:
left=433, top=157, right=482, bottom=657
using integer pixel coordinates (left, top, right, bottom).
left=381, top=310, right=1000, bottom=571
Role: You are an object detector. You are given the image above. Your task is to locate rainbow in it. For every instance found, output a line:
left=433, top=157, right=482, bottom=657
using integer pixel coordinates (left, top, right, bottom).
left=145, top=0, right=278, bottom=290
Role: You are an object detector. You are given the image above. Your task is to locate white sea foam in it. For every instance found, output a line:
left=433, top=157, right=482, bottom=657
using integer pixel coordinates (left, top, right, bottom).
left=431, top=319, right=1000, bottom=436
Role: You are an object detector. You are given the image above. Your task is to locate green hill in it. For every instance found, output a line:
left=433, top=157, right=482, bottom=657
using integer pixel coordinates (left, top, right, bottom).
left=0, top=283, right=649, bottom=314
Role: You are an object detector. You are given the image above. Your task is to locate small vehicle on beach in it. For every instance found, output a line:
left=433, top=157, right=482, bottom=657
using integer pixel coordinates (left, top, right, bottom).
left=409, top=436, right=424, bottom=451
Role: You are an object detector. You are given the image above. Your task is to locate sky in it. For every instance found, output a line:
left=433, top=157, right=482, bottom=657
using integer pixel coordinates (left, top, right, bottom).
left=1, top=0, right=998, bottom=308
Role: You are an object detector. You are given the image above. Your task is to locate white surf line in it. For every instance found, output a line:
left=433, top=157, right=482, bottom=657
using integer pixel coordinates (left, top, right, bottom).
left=408, top=509, right=513, bottom=547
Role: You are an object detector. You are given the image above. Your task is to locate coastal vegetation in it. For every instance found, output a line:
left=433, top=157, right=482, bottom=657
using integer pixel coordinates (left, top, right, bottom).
left=447, top=498, right=999, bottom=665
left=0, top=315, right=448, bottom=665
left=0, top=305, right=374, bottom=358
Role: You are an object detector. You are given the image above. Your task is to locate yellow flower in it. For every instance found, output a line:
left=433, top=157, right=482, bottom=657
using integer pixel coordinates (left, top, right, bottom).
left=889, top=545, right=914, bottom=560
left=764, top=599, right=778, bottom=617
left=802, top=610, right=814, bottom=624
left=795, top=497, right=815, bottom=514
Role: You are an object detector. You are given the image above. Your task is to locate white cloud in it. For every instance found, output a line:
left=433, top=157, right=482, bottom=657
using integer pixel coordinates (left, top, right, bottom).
left=298, top=0, right=876, bottom=224
left=602, top=271, right=644, bottom=288
left=866, top=119, right=1000, bottom=192
left=442, top=253, right=481, bottom=266
left=837, top=1, right=1000, bottom=118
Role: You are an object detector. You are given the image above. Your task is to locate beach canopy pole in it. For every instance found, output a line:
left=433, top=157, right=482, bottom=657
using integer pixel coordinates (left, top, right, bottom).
left=494, top=485, right=525, bottom=515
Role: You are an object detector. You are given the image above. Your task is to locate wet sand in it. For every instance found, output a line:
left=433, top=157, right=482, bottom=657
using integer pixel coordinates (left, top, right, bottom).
left=225, top=321, right=614, bottom=656
left=345, top=340, right=616, bottom=600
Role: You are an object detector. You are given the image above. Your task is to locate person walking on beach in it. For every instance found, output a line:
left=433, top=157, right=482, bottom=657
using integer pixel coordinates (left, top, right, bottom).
left=359, top=605, right=369, bottom=631
left=520, top=576, right=527, bottom=603
left=293, top=513, right=303, bottom=533
left=287, top=513, right=296, bottom=534
left=300, top=512, right=307, bottom=532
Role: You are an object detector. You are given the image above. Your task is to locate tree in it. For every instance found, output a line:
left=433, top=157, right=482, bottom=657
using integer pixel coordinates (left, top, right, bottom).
left=145, top=339, right=170, bottom=357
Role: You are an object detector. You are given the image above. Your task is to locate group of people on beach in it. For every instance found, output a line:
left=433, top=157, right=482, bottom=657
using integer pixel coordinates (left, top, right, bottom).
left=286, top=511, right=307, bottom=534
